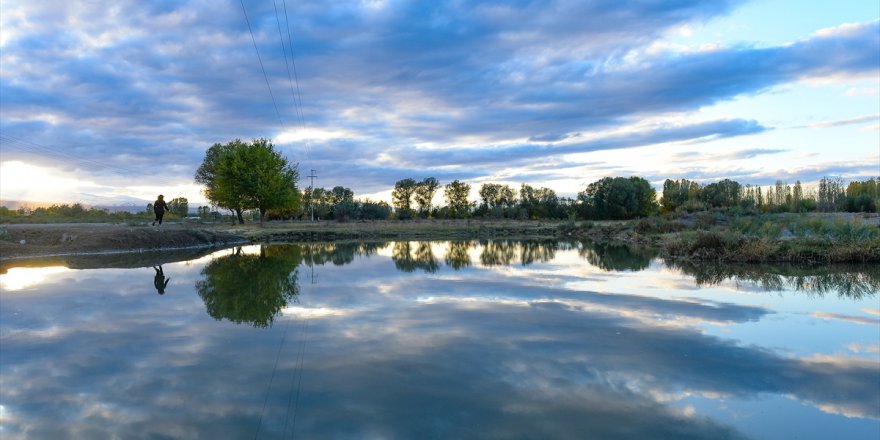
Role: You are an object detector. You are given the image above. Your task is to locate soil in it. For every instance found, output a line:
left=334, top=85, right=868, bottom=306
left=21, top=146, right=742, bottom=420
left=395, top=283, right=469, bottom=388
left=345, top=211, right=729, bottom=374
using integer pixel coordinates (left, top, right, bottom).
left=0, top=223, right=244, bottom=261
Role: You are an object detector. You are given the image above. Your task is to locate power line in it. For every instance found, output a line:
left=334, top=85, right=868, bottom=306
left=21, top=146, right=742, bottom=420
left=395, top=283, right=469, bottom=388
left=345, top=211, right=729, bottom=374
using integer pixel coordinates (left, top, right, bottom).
left=272, top=0, right=300, bottom=123
left=281, top=0, right=313, bottom=165
left=240, top=0, right=287, bottom=132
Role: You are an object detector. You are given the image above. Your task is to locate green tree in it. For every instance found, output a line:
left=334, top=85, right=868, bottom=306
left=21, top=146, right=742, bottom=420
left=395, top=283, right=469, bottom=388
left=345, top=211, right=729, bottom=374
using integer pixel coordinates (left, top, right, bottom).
left=579, top=176, right=657, bottom=220
left=328, top=186, right=355, bottom=220
left=818, top=176, right=845, bottom=212
left=791, top=181, right=804, bottom=212
left=360, top=199, right=393, bottom=220
left=195, top=140, right=247, bottom=223
left=661, top=179, right=700, bottom=212
left=844, top=178, right=878, bottom=212
left=700, top=179, right=742, bottom=208
left=195, top=138, right=300, bottom=226
left=414, top=177, right=440, bottom=218
left=519, top=184, right=561, bottom=219
left=479, top=183, right=517, bottom=217
left=168, top=197, right=189, bottom=217
left=444, top=180, right=473, bottom=218
left=392, top=178, right=418, bottom=219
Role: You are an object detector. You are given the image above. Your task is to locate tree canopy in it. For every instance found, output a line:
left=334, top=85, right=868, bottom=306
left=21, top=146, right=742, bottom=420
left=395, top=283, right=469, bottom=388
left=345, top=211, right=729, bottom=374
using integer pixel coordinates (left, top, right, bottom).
left=444, top=180, right=473, bottom=219
left=392, top=178, right=418, bottom=219
left=579, top=176, right=657, bottom=220
left=194, top=138, right=300, bottom=225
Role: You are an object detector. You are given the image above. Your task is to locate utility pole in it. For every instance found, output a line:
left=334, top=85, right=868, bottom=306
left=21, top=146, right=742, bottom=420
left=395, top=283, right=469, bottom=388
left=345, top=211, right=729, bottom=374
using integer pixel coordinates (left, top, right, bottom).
left=307, top=169, right=317, bottom=222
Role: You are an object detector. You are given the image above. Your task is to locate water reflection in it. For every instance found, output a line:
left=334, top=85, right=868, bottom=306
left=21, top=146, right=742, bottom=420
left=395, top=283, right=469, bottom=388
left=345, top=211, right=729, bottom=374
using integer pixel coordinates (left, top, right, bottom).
left=2, top=240, right=876, bottom=296
left=392, top=241, right=440, bottom=273
left=196, top=245, right=301, bottom=328
left=577, top=241, right=655, bottom=271
left=152, top=265, right=170, bottom=295
left=1, top=240, right=878, bottom=439
left=667, top=260, right=880, bottom=298
left=444, top=240, right=472, bottom=270
left=300, top=242, right=388, bottom=267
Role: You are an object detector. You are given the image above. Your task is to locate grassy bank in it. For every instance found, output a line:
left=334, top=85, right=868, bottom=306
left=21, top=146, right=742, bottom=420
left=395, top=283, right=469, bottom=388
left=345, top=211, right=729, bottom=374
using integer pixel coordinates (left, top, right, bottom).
left=225, top=219, right=563, bottom=242
left=562, top=212, right=880, bottom=263
left=2, top=214, right=877, bottom=263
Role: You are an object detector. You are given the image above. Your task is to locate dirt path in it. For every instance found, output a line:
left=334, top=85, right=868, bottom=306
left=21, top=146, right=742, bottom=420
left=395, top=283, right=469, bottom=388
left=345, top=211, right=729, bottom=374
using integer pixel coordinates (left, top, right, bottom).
left=0, top=223, right=244, bottom=261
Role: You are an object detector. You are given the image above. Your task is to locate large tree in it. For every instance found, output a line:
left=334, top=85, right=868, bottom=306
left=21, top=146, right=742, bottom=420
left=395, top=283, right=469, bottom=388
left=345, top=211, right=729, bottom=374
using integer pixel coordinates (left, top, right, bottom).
left=195, top=138, right=300, bottom=226
left=444, top=180, right=473, bottom=219
left=195, top=140, right=247, bottom=223
left=579, top=176, right=657, bottom=220
left=414, top=177, right=439, bottom=218
left=479, top=183, right=517, bottom=217
left=392, top=178, right=418, bottom=219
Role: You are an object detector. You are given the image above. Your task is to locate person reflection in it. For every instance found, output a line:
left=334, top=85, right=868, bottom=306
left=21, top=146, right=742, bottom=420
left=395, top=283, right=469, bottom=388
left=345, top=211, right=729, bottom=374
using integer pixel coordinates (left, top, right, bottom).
left=153, top=265, right=170, bottom=294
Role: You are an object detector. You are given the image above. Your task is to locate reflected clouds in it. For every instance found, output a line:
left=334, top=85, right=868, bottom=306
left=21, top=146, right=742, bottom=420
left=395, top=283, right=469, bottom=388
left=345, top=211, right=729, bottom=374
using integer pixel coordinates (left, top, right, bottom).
left=0, top=240, right=878, bottom=438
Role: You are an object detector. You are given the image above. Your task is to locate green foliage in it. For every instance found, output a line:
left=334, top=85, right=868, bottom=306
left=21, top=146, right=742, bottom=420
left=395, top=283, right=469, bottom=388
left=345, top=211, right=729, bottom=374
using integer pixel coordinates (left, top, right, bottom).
left=194, top=138, right=300, bottom=225
left=817, top=176, right=846, bottom=212
left=360, top=199, right=393, bottom=220
left=844, top=178, right=879, bottom=213
left=168, top=197, right=189, bottom=217
left=700, top=179, right=742, bottom=208
left=578, top=176, right=657, bottom=220
left=444, top=180, right=473, bottom=219
left=660, top=178, right=700, bottom=212
left=519, top=184, right=563, bottom=219
left=392, top=178, right=418, bottom=218
left=413, top=177, right=440, bottom=218
left=478, top=183, right=518, bottom=218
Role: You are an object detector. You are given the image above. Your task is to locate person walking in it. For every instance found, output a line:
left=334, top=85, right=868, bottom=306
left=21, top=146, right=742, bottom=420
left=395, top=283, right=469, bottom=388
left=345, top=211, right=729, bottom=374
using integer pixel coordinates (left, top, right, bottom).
left=152, top=194, right=170, bottom=226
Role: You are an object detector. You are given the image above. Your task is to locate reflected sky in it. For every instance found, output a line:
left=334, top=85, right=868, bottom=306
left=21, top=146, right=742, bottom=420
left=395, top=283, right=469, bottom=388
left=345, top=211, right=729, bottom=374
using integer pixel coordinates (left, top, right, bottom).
left=1, top=241, right=878, bottom=439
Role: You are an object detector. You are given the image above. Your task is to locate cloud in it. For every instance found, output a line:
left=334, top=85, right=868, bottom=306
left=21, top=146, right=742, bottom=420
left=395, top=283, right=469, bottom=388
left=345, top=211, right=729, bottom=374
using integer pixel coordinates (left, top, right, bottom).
left=804, top=114, right=880, bottom=129
left=392, top=119, right=768, bottom=168
left=0, top=2, right=877, bottom=202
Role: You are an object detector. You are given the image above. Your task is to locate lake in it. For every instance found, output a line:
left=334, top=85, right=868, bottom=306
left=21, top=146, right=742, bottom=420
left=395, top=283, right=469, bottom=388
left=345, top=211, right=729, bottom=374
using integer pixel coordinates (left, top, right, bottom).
left=1, top=240, right=878, bottom=439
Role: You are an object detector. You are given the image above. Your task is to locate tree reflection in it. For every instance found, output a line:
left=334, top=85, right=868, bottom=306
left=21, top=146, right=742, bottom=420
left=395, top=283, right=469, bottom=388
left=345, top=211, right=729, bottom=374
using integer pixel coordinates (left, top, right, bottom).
left=666, top=260, right=880, bottom=298
left=444, top=241, right=473, bottom=270
left=392, top=242, right=440, bottom=273
left=577, top=241, right=655, bottom=271
left=196, top=245, right=301, bottom=328
left=479, top=240, right=518, bottom=266
left=520, top=240, right=557, bottom=265
left=300, top=242, right=389, bottom=267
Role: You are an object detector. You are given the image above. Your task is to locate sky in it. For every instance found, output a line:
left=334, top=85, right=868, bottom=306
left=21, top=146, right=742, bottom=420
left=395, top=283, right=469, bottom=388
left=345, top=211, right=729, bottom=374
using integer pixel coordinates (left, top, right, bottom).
left=0, top=0, right=878, bottom=207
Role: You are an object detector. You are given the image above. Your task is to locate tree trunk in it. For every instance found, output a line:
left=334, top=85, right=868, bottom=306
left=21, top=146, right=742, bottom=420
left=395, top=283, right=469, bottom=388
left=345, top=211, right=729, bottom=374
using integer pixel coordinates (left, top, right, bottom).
left=259, top=208, right=265, bottom=227
left=235, top=209, right=245, bottom=224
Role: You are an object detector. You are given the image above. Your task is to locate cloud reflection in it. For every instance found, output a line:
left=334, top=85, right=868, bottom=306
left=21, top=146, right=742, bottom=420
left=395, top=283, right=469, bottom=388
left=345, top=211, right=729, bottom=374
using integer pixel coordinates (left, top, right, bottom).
left=0, top=241, right=877, bottom=439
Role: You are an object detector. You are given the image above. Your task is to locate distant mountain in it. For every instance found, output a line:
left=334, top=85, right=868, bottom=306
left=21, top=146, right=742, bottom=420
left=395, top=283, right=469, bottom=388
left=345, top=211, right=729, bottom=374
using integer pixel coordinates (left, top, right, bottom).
left=2, top=195, right=209, bottom=213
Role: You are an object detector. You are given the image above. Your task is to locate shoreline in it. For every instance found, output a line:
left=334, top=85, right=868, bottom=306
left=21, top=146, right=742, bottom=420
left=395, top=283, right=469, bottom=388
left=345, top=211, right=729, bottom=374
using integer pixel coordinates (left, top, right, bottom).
left=2, top=214, right=878, bottom=265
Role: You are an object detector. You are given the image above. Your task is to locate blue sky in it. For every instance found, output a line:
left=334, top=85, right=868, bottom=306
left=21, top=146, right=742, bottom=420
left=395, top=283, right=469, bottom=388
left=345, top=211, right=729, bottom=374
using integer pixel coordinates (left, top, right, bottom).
left=0, top=0, right=878, bottom=206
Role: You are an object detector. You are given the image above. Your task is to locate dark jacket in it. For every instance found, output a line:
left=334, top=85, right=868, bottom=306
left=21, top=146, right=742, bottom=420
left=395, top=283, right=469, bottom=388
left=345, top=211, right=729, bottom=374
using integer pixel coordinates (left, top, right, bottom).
left=154, top=199, right=169, bottom=214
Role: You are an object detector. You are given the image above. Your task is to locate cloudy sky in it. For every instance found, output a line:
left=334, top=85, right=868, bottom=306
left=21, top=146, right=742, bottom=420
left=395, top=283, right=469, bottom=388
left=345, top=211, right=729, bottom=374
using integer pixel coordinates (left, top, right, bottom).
left=1, top=0, right=878, bottom=206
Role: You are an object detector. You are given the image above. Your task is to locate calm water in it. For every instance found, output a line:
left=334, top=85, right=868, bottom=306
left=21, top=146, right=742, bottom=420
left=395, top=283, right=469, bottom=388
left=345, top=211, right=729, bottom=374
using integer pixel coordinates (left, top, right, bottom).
left=1, top=241, right=878, bottom=439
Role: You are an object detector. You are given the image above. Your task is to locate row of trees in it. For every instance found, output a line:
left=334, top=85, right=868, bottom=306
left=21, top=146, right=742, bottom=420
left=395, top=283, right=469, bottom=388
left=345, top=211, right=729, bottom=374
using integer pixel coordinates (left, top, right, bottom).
left=193, top=139, right=877, bottom=224
left=662, top=177, right=878, bottom=214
